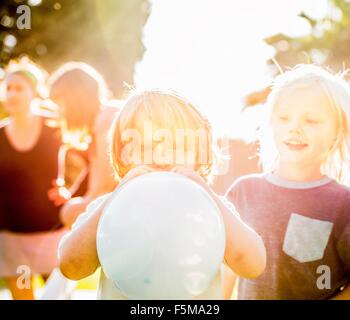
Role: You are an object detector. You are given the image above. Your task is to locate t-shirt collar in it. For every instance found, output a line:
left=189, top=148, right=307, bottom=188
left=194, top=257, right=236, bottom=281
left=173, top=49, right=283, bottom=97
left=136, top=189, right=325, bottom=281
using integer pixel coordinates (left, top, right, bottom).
left=265, top=172, right=332, bottom=189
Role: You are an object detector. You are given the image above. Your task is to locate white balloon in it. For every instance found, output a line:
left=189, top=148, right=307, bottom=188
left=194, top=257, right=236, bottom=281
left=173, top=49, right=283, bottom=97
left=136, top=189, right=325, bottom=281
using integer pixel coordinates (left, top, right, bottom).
left=96, top=171, right=225, bottom=299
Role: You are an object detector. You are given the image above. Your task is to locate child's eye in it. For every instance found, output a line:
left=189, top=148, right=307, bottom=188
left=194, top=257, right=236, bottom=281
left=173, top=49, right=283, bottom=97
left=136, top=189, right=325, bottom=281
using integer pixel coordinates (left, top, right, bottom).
left=306, top=119, right=320, bottom=124
left=278, top=115, right=289, bottom=121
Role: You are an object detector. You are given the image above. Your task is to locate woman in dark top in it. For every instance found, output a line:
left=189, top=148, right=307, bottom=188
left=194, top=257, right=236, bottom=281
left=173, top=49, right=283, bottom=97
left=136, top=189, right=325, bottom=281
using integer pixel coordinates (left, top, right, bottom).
left=0, top=58, right=65, bottom=299
left=0, top=124, right=62, bottom=232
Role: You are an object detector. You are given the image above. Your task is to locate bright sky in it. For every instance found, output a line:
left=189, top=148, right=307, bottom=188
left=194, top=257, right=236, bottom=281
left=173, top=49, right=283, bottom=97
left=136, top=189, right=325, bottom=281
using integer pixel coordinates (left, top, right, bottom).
left=134, top=0, right=330, bottom=138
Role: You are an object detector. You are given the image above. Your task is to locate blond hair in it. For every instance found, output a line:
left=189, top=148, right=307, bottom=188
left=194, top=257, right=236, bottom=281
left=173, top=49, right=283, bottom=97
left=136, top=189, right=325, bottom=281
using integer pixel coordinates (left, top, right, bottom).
left=49, top=62, right=110, bottom=150
left=4, top=56, right=48, bottom=99
left=259, top=64, right=350, bottom=182
left=109, top=89, right=214, bottom=181
left=49, top=62, right=109, bottom=131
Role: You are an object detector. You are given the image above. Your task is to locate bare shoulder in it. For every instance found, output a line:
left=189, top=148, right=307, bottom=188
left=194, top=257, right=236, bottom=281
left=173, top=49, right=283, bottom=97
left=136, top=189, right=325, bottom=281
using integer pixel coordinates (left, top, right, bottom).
left=225, top=173, right=265, bottom=197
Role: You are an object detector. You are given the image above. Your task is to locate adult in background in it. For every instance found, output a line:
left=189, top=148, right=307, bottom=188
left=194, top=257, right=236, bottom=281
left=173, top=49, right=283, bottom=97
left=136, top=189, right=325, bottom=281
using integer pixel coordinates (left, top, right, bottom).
left=0, top=58, right=66, bottom=299
left=49, top=62, right=119, bottom=228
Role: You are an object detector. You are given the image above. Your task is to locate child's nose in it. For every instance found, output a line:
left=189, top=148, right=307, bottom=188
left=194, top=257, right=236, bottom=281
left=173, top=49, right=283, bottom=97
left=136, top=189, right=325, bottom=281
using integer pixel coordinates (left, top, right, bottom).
left=289, top=119, right=302, bottom=134
left=7, top=91, right=16, bottom=100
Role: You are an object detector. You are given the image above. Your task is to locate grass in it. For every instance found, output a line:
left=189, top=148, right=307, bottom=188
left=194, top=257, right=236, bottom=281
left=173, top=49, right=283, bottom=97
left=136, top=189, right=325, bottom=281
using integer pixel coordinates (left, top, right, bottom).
left=0, top=269, right=100, bottom=292
left=76, top=269, right=100, bottom=290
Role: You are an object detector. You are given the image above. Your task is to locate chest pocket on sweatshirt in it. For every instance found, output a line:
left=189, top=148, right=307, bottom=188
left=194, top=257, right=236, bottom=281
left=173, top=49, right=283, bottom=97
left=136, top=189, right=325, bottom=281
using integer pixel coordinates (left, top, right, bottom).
left=283, top=213, right=333, bottom=263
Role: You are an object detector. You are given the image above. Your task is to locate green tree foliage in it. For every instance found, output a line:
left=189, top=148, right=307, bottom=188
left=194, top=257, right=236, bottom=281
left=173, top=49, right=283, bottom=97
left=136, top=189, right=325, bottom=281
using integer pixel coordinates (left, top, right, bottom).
left=0, top=0, right=150, bottom=96
left=266, top=0, right=350, bottom=75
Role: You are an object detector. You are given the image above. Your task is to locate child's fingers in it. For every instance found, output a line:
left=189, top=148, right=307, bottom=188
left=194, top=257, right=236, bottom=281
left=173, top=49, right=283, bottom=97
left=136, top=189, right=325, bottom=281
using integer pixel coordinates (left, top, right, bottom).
left=124, top=165, right=154, bottom=180
left=47, top=188, right=58, bottom=200
left=171, top=165, right=192, bottom=175
left=47, top=186, right=71, bottom=206
left=171, top=166, right=206, bottom=185
left=118, top=165, right=155, bottom=188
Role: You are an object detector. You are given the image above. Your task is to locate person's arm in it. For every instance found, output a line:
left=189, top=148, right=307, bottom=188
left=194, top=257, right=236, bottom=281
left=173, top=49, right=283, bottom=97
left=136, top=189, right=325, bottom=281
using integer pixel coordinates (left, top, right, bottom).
left=58, top=195, right=108, bottom=280
left=172, top=167, right=266, bottom=279
left=212, top=190, right=266, bottom=278
left=58, top=165, right=155, bottom=280
left=59, top=196, right=92, bottom=228
left=48, top=145, right=89, bottom=207
left=221, top=263, right=239, bottom=299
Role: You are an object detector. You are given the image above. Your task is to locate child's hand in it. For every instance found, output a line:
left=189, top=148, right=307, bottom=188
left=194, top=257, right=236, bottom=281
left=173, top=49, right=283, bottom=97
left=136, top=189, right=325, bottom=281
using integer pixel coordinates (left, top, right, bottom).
left=171, top=166, right=209, bottom=191
left=171, top=166, right=221, bottom=212
left=59, top=196, right=89, bottom=228
left=48, top=179, right=72, bottom=206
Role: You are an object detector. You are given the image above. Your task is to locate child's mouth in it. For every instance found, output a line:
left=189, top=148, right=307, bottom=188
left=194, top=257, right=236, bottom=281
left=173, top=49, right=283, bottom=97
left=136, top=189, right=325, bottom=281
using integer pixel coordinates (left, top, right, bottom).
left=284, top=139, right=308, bottom=151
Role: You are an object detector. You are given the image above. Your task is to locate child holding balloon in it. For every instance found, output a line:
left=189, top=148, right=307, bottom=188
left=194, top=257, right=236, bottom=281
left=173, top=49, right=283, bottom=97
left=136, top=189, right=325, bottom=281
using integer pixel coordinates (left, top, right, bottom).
left=58, top=90, right=266, bottom=299
left=226, top=65, right=350, bottom=299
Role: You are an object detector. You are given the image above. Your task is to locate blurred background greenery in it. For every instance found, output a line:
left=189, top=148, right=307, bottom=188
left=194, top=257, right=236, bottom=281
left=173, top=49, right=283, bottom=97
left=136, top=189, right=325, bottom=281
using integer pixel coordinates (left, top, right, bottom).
left=2, top=1, right=350, bottom=117
left=0, top=0, right=150, bottom=97
left=267, top=0, right=350, bottom=73
left=245, top=0, right=350, bottom=107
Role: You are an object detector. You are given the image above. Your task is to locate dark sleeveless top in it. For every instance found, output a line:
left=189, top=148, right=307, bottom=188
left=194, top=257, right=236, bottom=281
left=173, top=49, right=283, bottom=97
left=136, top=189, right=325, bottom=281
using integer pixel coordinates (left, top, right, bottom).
left=0, top=121, right=63, bottom=233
